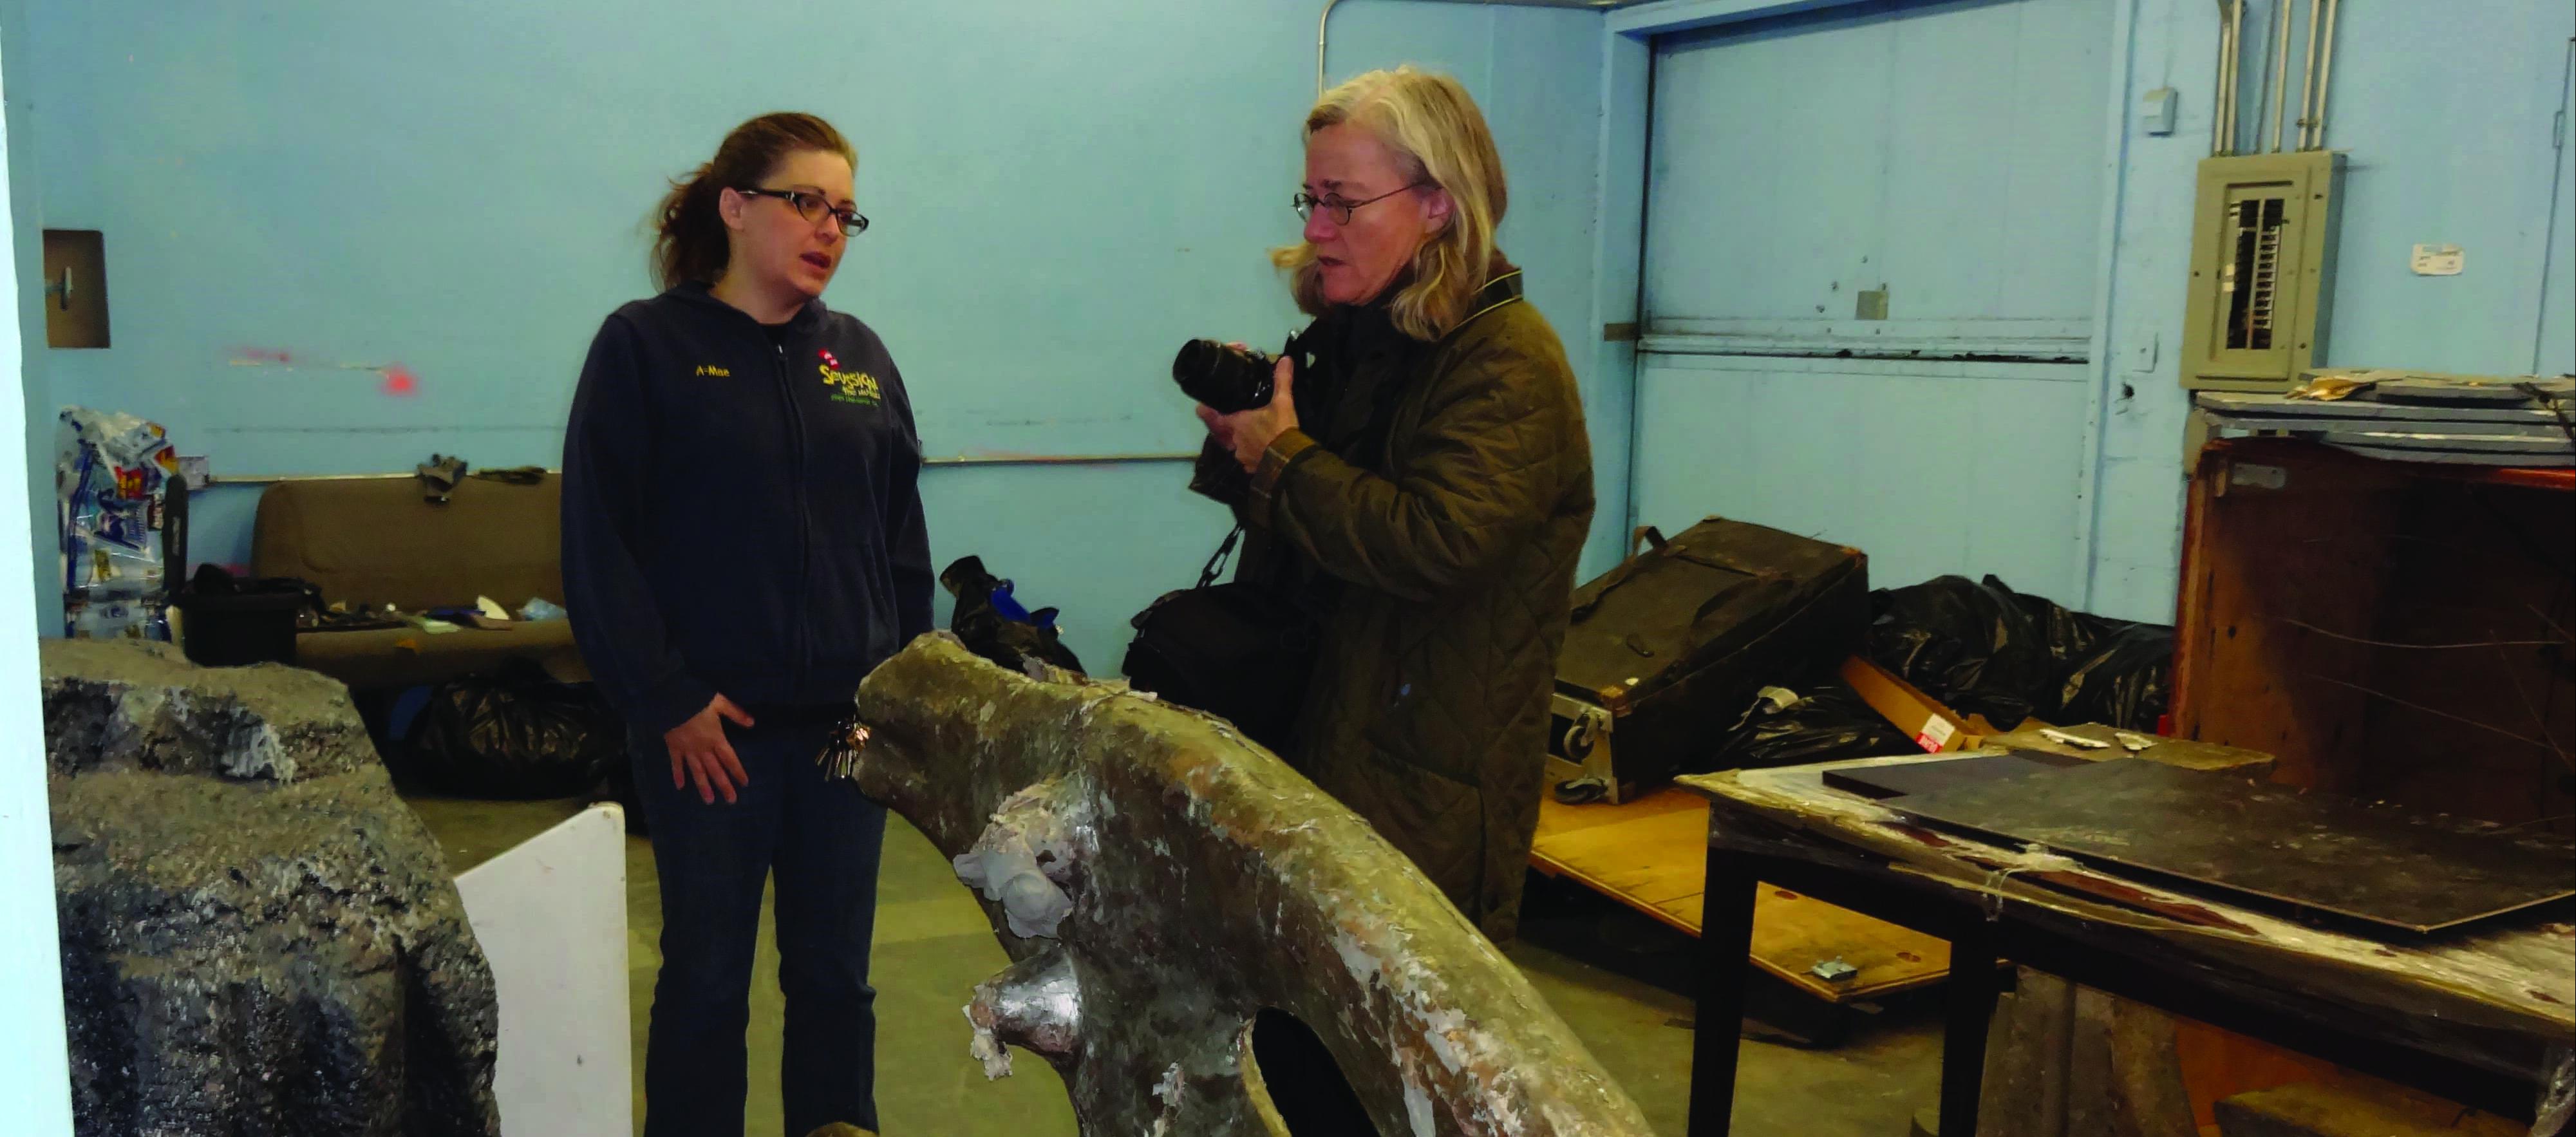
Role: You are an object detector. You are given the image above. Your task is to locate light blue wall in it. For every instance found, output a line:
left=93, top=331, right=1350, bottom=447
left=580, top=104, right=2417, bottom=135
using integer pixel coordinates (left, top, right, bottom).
left=1633, top=357, right=2098, bottom=597
left=0, top=10, right=73, bottom=1132
left=2088, top=0, right=2575, bottom=621
left=21, top=0, right=2564, bottom=671
left=1606, top=0, right=2575, bottom=623
left=2294, top=6, right=2571, bottom=373
left=1631, top=0, right=2114, bottom=603
left=16, top=0, right=1607, bottom=670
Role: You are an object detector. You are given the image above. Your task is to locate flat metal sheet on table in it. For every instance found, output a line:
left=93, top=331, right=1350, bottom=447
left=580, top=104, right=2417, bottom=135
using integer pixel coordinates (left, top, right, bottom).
left=2195, top=391, right=2575, bottom=426
left=2323, top=442, right=2575, bottom=467
left=1888, top=758, right=2576, bottom=934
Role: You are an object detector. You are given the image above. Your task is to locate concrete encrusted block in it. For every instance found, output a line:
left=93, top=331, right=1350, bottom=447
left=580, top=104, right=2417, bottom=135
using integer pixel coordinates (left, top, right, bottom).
left=1979, top=971, right=2076, bottom=1137
left=2104, top=998, right=2199, bottom=1137
left=42, top=639, right=378, bottom=782
left=851, top=634, right=1653, bottom=1136
left=43, top=641, right=499, bottom=1137
left=1966, top=973, right=2199, bottom=1137
left=2067, top=987, right=2117, bottom=1137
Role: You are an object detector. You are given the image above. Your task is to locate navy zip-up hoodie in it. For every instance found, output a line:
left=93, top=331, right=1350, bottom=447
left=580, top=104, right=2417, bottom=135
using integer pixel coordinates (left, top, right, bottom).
left=561, top=281, right=934, bottom=735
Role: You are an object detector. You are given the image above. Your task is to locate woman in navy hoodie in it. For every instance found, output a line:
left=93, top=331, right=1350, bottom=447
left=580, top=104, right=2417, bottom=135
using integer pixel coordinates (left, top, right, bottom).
left=562, top=111, right=930, bottom=1137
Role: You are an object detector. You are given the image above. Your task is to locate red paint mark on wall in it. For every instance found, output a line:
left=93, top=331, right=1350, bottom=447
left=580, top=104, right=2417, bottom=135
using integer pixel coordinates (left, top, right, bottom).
left=381, top=366, right=419, bottom=397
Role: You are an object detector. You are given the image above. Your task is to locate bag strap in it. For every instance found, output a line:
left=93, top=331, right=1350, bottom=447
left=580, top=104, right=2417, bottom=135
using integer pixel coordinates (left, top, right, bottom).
left=1197, top=526, right=1246, bottom=590
left=1631, top=525, right=1669, bottom=559
left=1569, top=526, right=1673, bottom=621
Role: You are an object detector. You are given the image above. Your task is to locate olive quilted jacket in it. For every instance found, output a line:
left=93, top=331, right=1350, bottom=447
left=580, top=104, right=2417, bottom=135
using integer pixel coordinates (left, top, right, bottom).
left=1197, top=267, right=1594, bottom=943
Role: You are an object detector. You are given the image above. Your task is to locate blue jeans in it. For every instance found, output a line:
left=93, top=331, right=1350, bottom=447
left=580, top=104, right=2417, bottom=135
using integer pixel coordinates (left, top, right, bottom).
left=632, top=706, right=885, bottom=1137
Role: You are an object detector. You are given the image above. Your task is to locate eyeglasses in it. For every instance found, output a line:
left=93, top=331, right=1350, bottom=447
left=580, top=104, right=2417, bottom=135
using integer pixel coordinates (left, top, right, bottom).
left=737, top=187, right=869, bottom=236
left=1293, top=183, right=1429, bottom=225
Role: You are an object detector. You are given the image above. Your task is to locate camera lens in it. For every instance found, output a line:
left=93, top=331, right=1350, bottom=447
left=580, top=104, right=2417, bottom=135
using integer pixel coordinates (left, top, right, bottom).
left=1172, top=339, right=1276, bottom=415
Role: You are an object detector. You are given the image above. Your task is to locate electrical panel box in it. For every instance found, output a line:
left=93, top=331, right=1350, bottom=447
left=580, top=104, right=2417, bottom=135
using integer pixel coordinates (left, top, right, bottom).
left=2181, top=151, right=2344, bottom=392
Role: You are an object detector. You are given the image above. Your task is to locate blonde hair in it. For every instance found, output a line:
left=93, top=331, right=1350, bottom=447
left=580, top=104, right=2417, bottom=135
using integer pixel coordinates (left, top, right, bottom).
left=1272, top=67, right=1507, bottom=341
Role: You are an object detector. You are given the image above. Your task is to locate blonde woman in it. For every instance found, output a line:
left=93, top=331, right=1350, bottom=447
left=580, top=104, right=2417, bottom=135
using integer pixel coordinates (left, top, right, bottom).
left=1195, top=67, right=1594, bottom=946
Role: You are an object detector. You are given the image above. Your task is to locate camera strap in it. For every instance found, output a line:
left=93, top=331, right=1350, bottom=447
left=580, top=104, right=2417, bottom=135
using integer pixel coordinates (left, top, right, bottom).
left=1196, top=526, right=1246, bottom=590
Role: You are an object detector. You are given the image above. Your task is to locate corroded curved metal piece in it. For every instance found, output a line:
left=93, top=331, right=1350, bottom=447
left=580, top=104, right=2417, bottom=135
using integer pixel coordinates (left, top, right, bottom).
left=849, top=635, right=1652, bottom=1136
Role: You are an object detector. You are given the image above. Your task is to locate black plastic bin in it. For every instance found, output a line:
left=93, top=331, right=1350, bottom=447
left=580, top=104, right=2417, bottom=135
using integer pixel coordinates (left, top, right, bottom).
left=173, top=590, right=303, bottom=667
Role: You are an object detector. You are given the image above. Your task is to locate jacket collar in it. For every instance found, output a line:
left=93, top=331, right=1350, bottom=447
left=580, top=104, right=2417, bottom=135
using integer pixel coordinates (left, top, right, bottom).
left=1317, top=261, right=1526, bottom=353
left=1447, top=266, right=1524, bottom=338
left=669, top=279, right=829, bottom=334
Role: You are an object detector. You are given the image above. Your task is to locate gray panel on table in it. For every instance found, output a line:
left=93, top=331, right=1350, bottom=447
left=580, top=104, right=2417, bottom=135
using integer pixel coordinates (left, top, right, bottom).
left=1888, top=758, right=2576, bottom=934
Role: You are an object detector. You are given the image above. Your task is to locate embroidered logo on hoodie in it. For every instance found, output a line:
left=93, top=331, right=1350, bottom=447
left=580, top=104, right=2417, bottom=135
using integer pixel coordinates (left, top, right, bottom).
left=817, top=348, right=880, bottom=406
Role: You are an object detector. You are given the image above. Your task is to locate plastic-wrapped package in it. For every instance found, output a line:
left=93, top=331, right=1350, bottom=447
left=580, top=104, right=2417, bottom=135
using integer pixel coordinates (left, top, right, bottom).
left=67, top=596, right=169, bottom=641
left=1700, top=679, right=1918, bottom=771
left=57, top=408, right=182, bottom=639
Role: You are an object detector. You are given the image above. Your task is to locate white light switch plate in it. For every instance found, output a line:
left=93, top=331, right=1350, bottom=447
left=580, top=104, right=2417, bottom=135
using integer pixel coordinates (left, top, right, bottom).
left=2411, top=243, right=2464, bottom=276
left=2139, top=87, right=2178, bottom=135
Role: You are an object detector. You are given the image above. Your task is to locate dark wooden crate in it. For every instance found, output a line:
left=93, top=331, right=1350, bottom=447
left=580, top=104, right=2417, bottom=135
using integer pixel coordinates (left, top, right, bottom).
left=2172, top=437, right=2575, bottom=831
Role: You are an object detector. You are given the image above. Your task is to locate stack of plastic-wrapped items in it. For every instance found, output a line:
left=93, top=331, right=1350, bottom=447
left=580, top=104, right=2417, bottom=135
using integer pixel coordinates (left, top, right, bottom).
left=58, top=408, right=181, bottom=640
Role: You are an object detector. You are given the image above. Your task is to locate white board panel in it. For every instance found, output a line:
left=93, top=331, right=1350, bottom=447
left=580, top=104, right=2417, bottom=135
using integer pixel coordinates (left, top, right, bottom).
left=454, top=803, right=631, bottom=1137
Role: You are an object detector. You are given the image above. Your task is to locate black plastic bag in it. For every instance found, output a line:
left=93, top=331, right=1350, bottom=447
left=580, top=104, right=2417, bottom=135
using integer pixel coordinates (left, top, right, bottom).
left=407, top=661, right=624, bottom=799
left=1700, top=679, right=1917, bottom=771
left=2055, top=622, right=2174, bottom=731
left=1865, top=575, right=2054, bottom=728
left=1866, top=574, right=2172, bottom=732
left=941, top=556, right=1084, bottom=675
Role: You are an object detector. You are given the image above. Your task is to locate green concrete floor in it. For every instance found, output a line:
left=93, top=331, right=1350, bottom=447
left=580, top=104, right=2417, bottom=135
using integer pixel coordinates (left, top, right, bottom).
left=409, top=796, right=1939, bottom=1136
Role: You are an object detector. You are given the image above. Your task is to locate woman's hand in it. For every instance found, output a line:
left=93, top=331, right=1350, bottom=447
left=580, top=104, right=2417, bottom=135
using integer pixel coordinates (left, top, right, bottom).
left=1196, top=354, right=1299, bottom=474
left=664, top=695, right=755, bottom=804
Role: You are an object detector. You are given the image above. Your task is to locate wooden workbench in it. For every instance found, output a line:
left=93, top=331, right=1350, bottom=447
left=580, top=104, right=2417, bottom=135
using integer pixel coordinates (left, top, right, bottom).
left=1675, top=753, right=2575, bottom=1137
left=1527, top=725, right=2272, bottom=1006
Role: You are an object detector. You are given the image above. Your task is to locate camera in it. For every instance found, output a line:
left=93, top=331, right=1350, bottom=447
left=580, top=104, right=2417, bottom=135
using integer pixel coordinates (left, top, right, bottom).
left=1171, top=339, right=1279, bottom=415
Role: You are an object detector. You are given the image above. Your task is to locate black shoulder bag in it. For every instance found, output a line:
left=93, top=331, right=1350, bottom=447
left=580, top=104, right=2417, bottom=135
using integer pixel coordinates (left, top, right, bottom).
left=1122, top=527, right=1317, bottom=753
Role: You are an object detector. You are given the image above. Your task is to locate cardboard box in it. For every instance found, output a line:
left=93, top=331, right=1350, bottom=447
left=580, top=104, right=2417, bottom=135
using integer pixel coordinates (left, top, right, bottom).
left=1839, top=656, right=1978, bottom=753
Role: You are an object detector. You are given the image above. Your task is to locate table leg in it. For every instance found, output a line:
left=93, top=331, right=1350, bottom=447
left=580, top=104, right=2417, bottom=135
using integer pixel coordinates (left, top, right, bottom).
left=1938, top=928, right=1999, bottom=1137
left=1687, top=843, right=1761, bottom=1137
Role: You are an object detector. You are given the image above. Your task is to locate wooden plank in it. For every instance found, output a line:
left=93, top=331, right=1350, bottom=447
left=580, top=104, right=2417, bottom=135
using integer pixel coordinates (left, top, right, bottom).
left=1532, top=784, right=1702, bottom=843
left=1531, top=788, right=1953, bottom=1002
left=1534, top=807, right=1716, bottom=907
left=2174, top=1019, right=2524, bottom=1136
left=1749, top=885, right=1954, bottom=1001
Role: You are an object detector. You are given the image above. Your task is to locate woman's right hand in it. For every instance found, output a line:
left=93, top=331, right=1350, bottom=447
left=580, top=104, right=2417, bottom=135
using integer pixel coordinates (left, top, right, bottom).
left=664, top=695, right=755, bottom=804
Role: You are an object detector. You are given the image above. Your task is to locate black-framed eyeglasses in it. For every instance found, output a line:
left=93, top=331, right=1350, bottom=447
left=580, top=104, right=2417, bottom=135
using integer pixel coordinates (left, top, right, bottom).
left=1293, top=183, right=1429, bottom=225
left=737, top=187, right=869, bottom=236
